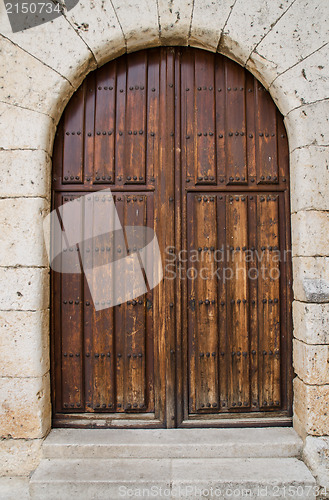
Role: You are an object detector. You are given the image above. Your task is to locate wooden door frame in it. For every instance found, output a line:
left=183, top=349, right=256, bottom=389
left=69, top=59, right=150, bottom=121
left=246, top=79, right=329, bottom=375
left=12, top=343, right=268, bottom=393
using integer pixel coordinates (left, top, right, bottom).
left=51, top=47, right=293, bottom=429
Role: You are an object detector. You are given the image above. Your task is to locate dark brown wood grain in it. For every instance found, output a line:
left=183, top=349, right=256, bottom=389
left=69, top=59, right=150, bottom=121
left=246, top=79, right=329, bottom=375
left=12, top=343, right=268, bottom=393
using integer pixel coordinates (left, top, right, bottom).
left=51, top=47, right=292, bottom=428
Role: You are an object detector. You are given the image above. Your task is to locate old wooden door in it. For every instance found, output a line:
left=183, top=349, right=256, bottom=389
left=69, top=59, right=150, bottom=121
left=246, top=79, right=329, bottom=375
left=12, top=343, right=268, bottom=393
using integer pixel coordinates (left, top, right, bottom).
left=51, top=47, right=292, bottom=428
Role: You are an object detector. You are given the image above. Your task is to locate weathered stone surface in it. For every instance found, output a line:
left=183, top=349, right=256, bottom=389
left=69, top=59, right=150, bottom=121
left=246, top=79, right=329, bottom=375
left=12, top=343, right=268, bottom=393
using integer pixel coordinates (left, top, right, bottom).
left=293, top=301, right=329, bottom=345
left=0, top=267, right=49, bottom=311
left=0, top=102, right=55, bottom=153
left=293, top=257, right=329, bottom=303
left=43, top=428, right=303, bottom=459
left=0, top=150, right=51, bottom=198
left=0, top=373, right=50, bottom=439
left=111, top=0, right=160, bottom=53
left=292, top=211, right=329, bottom=257
left=293, top=339, right=329, bottom=386
left=219, top=0, right=294, bottom=67
left=158, top=0, right=193, bottom=45
left=63, top=0, right=125, bottom=67
left=0, top=10, right=96, bottom=91
left=0, top=438, right=42, bottom=476
left=294, top=377, right=329, bottom=436
left=247, top=0, right=329, bottom=86
left=0, top=310, right=49, bottom=378
left=189, top=0, right=233, bottom=52
left=293, top=412, right=305, bottom=440
left=290, top=147, right=329, bottom=213
left=0, top=477, right=30, bottom=499
left=0, top=34, right=72, bottom=119
left=270, top=44, right=329, bottom=116
left=304, top=436, right=329, bottom=490
left=30, top=457, right=316, bottom=500
left=0, top=198, right=49, bottom=267
left=285, top=101, right=329, bottom=151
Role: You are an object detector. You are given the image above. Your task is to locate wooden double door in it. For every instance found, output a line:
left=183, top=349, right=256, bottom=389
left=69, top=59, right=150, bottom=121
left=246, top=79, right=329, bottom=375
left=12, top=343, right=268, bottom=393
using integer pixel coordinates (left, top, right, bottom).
left=51, top=47, right=292, bottom=428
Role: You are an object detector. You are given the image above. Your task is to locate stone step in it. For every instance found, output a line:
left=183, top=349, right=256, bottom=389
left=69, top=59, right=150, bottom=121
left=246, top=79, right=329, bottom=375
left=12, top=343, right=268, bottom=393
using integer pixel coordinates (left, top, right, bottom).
left=43, top=427, right=303, bottom=459
left=30, top=457, right=316, bottom=500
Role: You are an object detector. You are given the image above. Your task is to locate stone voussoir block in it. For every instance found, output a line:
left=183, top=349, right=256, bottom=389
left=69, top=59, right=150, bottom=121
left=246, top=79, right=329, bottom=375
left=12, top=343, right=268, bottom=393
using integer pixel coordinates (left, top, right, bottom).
left=189, top=0, right=231, bottom=52
left=0, top=34, right=72, bottom=120
left=62, top=0, right=126, bottom=67
left=0, top=11, right=96, bottom=92
left=111, top=0, right=160, bottom=53
left=270, top=43, right=329, bottom=116
left=158, top=0, right=193, bottom=46
left=220, top=0, right=295, bottom=67
left=247, top=0, right=329, bottom=86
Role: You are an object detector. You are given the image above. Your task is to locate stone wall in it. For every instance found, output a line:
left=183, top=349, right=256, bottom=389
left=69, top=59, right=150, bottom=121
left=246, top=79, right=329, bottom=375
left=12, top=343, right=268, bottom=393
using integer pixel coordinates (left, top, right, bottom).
left=0, top=0, right=328, bottom=486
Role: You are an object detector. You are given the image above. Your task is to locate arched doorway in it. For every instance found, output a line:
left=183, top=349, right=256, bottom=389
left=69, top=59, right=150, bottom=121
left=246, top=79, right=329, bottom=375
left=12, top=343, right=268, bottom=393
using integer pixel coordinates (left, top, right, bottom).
left=51, top=47, right=292, bottom=428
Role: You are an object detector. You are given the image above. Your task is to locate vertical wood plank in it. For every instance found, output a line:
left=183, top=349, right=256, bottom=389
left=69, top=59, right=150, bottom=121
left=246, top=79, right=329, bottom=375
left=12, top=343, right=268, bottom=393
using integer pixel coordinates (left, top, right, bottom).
left=123, top=194, right=147, bottom=410
left=188, top=194, right=219, bottom=412
left=60, top=194, right=83, bottom=411
left=174, top=48, right=184, bottom=425
left=93, top=63, right=116, bottom=184
left=113, top=195, right=125, bottom=412
left=216, top=194, right=228, bottom=410
left=145, top=193, right=155, bottom=413
left=62, top=85, right=85, bottom=184
left=181, top=49, right=195, bottom=184
left=124, top=52, right=147, bottom=185
left=277, top=113, right=290, bottom=187
left=115, top=56, right=127, bottom=187
left=84, top=72, right=96, bottom=185
left=246, top=74, right=256, bottom=183
left=255, top=84, right=279, bottom=184
left=248, top=193, right=259, bottom=410
left=163, top=48, right=176, bottom=427
left=225, top=59, right=247, bottom=185
left=257, top=194, right=281, bottom=409
left=146, top=49, right=160, bottom=184
left=215, top=55, right=226, bottom=185
left=194, top=50, right=216, bottom=185
left=226, top=194, right=250, bottom=409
